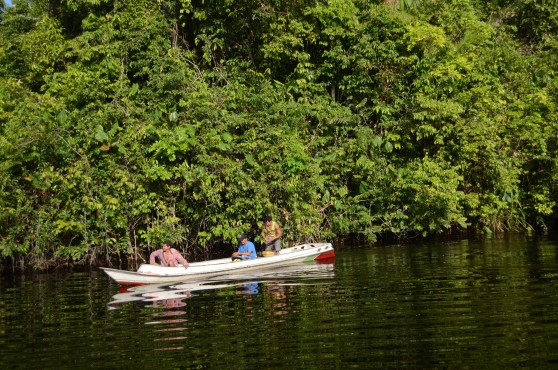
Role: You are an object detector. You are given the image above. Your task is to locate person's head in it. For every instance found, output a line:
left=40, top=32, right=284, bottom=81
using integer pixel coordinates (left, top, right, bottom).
left=162, top=241, right=172, bottom=250
left=238, top=234, right=248, bottom=245
left=264, top=216, right=272, bottom=225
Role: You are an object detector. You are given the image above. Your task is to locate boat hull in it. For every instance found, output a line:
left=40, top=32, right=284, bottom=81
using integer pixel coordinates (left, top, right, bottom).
left=101, top=242, right=334, bottom=285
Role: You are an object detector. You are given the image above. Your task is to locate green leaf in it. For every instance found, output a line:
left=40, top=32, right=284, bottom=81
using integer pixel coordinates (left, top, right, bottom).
left=129, top=83, right=139, bottom=96
left=245, top=154, right=256, bottom=166
left=94, top=125, right=108, bottom=142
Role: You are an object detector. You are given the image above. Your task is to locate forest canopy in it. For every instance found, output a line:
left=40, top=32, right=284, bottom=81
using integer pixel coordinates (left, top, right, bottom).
left=1, top=0, right=557, bottom=269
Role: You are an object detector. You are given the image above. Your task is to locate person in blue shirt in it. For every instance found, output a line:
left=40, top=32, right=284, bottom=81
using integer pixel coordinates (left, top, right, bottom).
left=232, top=234, right=257, bottom=260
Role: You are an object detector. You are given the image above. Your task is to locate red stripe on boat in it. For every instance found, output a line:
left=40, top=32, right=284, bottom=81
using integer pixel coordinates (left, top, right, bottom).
left=118, top=282, right=148, bottom=287
left=314, top=250, right=335, bottom=260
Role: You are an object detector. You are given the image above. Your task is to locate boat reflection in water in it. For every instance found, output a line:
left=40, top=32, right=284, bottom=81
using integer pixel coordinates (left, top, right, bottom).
left=107, top=260, right=334, bottom=351
left=107, top=259, right=335, bottom=309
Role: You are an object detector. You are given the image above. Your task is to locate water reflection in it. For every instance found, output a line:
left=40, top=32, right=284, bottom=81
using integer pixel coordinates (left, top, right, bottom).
left=4, top=236, right=558, bottom=369
left=151, top=298, right=188, bottom=308
left=106, top=261, right=335, bottom=309
left=237, top=281, right=259, bottom=295
left=144, top=293, right=191, bottom=351
left=266, top=282, right=288, bottom=319
left=106, top=261, right=336, bottom=351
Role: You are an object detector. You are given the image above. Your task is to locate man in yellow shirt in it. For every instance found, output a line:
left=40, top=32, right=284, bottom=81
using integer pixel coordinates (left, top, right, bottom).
left=261, top=216, right=282, bottom=254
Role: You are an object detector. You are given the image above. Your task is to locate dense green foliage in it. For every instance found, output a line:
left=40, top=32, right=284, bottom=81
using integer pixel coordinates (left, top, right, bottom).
left=1, top=0, right=557, bottom=269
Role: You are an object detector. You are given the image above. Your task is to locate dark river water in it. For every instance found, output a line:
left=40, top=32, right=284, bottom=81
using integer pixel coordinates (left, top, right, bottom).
left=1, top=234, right=558, bottom=369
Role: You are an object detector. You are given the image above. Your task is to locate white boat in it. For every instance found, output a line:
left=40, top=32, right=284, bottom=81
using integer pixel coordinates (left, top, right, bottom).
left=100, top=242, right=335, bottom=285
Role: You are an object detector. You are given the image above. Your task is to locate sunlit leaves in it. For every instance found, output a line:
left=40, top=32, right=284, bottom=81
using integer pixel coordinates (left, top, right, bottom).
left=0, top=0, right=557, bottom=268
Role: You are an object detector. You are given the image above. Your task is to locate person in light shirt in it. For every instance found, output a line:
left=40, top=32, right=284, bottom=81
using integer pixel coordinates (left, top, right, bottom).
left=232, top=234, right=257, bottom=260
left=149, top=241, right=189, bottom=267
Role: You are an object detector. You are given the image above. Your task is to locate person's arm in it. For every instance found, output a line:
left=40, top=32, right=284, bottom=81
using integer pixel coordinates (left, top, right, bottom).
left=150, top=250, right=158, bottom=265
left=172, top=249, right=189, bottom=268
left=233, top=245, right=253, bottom=257
left=233, top=245, right=243, bottom=257
left=274, top=223, right=282, bottom=240
left=261, top=224, right=266, bottom=241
